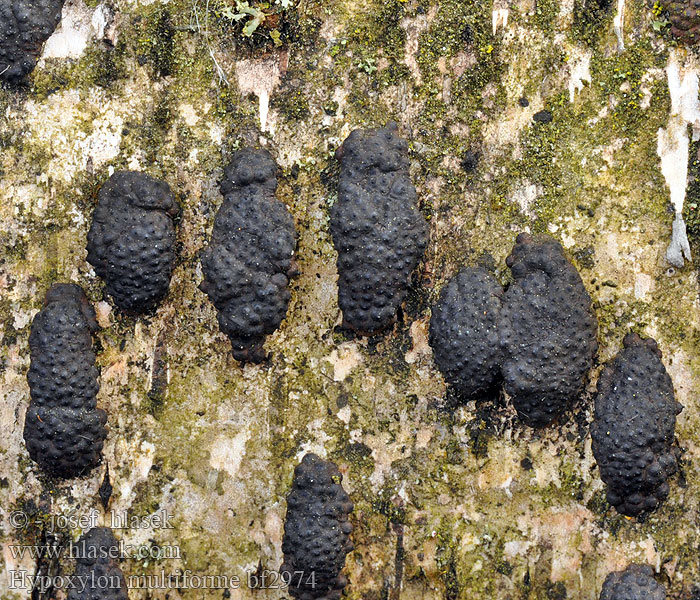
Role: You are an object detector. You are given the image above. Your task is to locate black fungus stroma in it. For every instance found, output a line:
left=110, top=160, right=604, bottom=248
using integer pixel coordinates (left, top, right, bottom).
left=23, top=284, right=107, bottom=478
left=668, top=0, right=700, bottom=44
left=331, top=123, right=428, bottom=335
left=599, top=564, right=666, bottom=600
left=68, top=528, right=129, bottom=600
left=499, top=233, right=598, bottom=427
left=429, top=267, right=503, bottom=401
left=281, top=453, right=354, bottom=600
left=200, top=148, right=297, bottom=363
left=591, top=333, right=682, bottom=517
left=0, top=0, right=64, bottom=83
left=87, top=171, right=179, bottom=314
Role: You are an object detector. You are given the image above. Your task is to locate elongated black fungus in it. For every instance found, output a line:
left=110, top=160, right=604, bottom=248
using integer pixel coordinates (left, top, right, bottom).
left=281, top=453, right=354, bottom=600
left=68, top=527, right=129, bottom=600
left=331, top=123, right=428, bottom=336
left=0, top=0, right=64, bottom=83
left=599, top=564, right=666, bottom=600
left=23, top=284, right=107, bottom=478
left=591, top=333, right=682, bottom=517
left=499, top=233, right=598, bottom=427
left=429, top=267, right=504, bottom=401
left=87, top=171, right=179, bottom=314
left=668, top=0, right=700, bottom=44
left=199, top=148, right=297, bottom=363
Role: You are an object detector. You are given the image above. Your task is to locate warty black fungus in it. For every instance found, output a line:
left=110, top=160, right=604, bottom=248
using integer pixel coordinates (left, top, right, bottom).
left=591, top=333, right=682, bottom=517
left=668, top=0, right=700, bottom=44
left=0, top=0, right=64, bottom=83
left=68, top=527, right=129, bottom=600
left=429, top=267, right=504, bottom=401
left=199, top=148, right=297, bottom=363
left=330, top=122, right=428, bottom=336
left=23, top=284, right=107, bottom=478
left=281, top=453, right=354, bottom=600
left=599, top=564, right=666, bottom=600
left=499, top=233, right=598, bottom=427
left=87, top=171, right=179, bottom=314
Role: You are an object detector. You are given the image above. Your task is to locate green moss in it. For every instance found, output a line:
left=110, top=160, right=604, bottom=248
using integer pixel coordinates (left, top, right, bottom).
left=532, top=0, right=560, bottom=33
left=435, top=524, right=461, bottom=600
left=371, top=488, right=408, bottom=525
left=30, top=41, right=128, bottom=99
left=137, top=7, right=176, bottom=78
left=572, top=0, right=615, bottom=44
left=270, top=85, right=311, bottom=121
left=591, top=40, right=668, bottom=135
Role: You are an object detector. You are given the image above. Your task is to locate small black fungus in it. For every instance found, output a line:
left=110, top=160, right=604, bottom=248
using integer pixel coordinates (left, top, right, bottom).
left=533, top=109, right=553, bottom=123
left=518, top=97, right=530, bottom=107
left=331, top=122, right=428, bottom=335
left=99, top=465, right=113, bottom=509
left=461, top=150, right=480, bottom=173
left=500, top=233, right=598, bottom=427
left=0, top=0, right=64, bottom=83
left=591, top=333, right=682, bottom=517
left=23, top=284, right=107, bottom=478
left=68, top=528, right=129, bottom=600
left=200, top=148, right=297, bottom=363
left=668, top=0, right=700, bottom=43
left=599, top=564, right=666, bottom=600
left=429, top=267, right=503, bottom=401
left=87, top=171, right=179, bottom=313
left=281, top=453, right=354, bottom=600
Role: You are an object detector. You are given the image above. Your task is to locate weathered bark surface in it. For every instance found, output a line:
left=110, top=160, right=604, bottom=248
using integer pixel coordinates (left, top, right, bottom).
left=2, top=0, right=700, bottom=599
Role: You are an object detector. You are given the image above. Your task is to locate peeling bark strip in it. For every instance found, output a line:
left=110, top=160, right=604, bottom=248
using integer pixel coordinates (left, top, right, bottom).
left=657, top=51, right=699, bottom=267
left=200, top=148, right=297, bottom=363
left=147, top=326, right=169, bottom=415
left=281, top=454, right=354, bottom=600
left=0, top=0, right=64, bottom=82
left=592, top=333, right=682, bottom=517
left=23, top=284, right=107, bottom=479
left=87, top=172, right=180, bottom=314
left=390, top=521, right=405, bottom=600
left=331, top=122, right=428, bottom=336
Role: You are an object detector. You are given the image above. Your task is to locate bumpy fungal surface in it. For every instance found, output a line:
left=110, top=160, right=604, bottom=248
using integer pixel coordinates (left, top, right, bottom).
left=199, top=148, right=297, bottom=363
left=330, top=122, right=428, bottom=335
left=281, top=453, right=354, bottom=600
left=429, top=267, right=504, bottom=401
left=68, top=527, right=129, bottom=600
left=0, top=0, right=64, bottom=83
left=599, top=564, right=666, bottom=600
left=23, top=284, right=107, bottom=478
left=591, top=333, right=682, bottom=517
left=668, top=0, right=700, bottom=44
left=87, top=171, right=179, bottom=314
left=499, top=233, right=598, bottom=427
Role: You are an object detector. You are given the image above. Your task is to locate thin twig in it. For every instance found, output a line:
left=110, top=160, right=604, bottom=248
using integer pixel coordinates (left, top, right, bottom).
left=192, top=0, right=229, bottom=85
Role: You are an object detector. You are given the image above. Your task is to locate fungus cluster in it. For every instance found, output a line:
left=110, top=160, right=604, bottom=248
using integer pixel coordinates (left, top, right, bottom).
left=199, top=148, right=297, bottom=362
left=23, top=284, right=107, bottom=478
left=331, top=123, right=428, bottom=335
